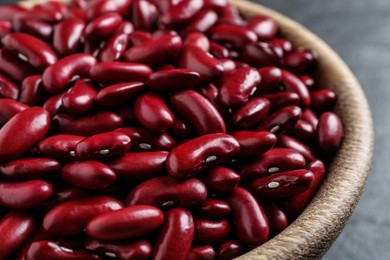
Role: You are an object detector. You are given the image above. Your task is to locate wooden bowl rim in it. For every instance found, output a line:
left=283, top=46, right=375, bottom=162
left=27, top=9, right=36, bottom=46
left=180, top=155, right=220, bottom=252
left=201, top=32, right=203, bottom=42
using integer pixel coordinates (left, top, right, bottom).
left=229, top=1, right=374, bottom=259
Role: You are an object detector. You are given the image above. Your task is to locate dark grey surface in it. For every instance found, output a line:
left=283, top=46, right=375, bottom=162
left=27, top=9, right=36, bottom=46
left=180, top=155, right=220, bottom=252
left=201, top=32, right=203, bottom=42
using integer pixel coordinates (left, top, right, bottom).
left=251, top=0, right=390, bottom=259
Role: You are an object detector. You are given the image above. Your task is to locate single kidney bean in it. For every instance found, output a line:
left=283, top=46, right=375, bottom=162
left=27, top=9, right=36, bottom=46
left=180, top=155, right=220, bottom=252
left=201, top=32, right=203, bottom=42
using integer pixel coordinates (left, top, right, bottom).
left=267, top=38, right=293, bottom=56
left=20, top=75, right=48, bottom=106
left=181, top=9, right=218, bottom=36
left=217, top=240, right=244, bottom=260
left=86, top=205, right=164, bottom=241
left=210, top=24, right=257, bottom=50
left=42, top=53, right=97, bottom=93
left=231, top=131, right=277, bottom=157
left=53, top=18, right=85, bottom=56
left=146, top=69, right=201, bottom=92
left=43, top=196, right=123, bottom=237
left=0, top=107, right=50, bottom=163
left=316, top=112, right=344, bottom=153
left=232, top=97, right=270, bottom=129
left=183, top=32, right=210, bottom=52
left=201, top=167, right=241, bottom=194
left=42, top=91, right=65, bottom=117
left=256, top=66, right=282, bottom=95
left=187, top=245, right=216, bottom=260
left=278, top=135, right=316, bottom=162
left=0, top=99, right=28, bottom=125
left=85, top=13, right=123, bottom=41
left=195, top=218, right=230, bottom=244
left=85, top=239, right=152, bottom=260
left=12, top=14, right=53, bottom=41
left=167, top=117, right=194, bottom=140
left=177, top=45, right=224, bottom=83
left=161, top=0, right=204, bottom=28
left=219, top=67, right=261, bottom=108
left=170, top=90, right=226, bottom=135
left=2, top=32, right=57, bottom=70
left=86, top=0, right=133, bottom=19
left=0, top=73, right=19, bottom=100
left=302, top=109, right=319, bottom=130
left=0, top=180, right=53, bottom=209
left=26, top=240, right=101, bottom=260
left=217, top=3, right=245, bottom=26
left=38, top=188, right=90, bottom=214
left=288, top=119, right=315, bottom=141
left=209, top=41, right=229, bottom=59
left=0, top=158, right=61, bottom=181
left=241, top=42, right=280, bottom=68
left=166, top=133, right=239, bottom=178
left=238, top=148, right=306, bottom=180
left=108, top=151, right=168, bottom=180
left=261, top=202, right=288, bottom=237
left=128, top=30, right=153, bottom=46
left=0, top=49, right=38, bottom=83
left=283, top=49, right=316, bottom=74
left=0, top=211, right=35, bottom=259
left=247, top=15, right=278, bottom=40
left=152, top=208, right=194, bottom=260
left=132, top=0, right=158, bottom=32
left=310, top=89, right=337, bottom=113
left=0, top=20, right=11, bottom=39
left=38, top=134, right=84, bottom=160
left=257, top=105, right=302, bottom=134
left=299, top=74, right=316, bottom=89
left=52, top=111, right=123, bottom=136
left=226, top=187, right=269, bottom=246
left=95, top=81, right=144, bottom=106
left=264, top=91, right=301, bottom=111
left=13, top=8, right=62, bottom=24
left=126, top=175, right=207, bottom=207
left=0, top=4, right=26, bottom=21
left=62, top=79, right=98, bottom=115
left=99, top=32, right=128, bottom=62
left=281, top=69, right=311, bottom=107
left=197, top=198, right=231, bottom=218
left=90, top=62, right=152, bottom=84
left=16, top=226, right=55, bottom=260
left=61, top=161, right=116, bottom=190
left=75, top=132, right=131, bottom=160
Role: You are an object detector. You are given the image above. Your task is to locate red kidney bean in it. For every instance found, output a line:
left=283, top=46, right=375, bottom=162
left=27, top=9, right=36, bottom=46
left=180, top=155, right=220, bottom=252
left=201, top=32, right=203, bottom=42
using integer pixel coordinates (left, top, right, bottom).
left=0, top=73, right=19, bottom=100
left=299, top=74, right=316, bottom=89
left=198, top=83, right=232, bottom=120
left=86, top=0, right=133, bottom=19
left=217, top=4, right=245, bottom=26
left=238, top=148, right=306, bottom=180
left=43, top=196, right=123, bottom=237
left=26, top=240, right=101, bottom=260
left=248, top=169, right=314, bottom=200
left=99, top=33, right=128, bottom=62
left=227, top=187, right=269, bottom=246
left=52, top=111, right=123, bottom=136
left=2, top=32, right=57, bottom=70
left=310, top=89, right=337, bottom=113
left=38, top=134, right=84, bottom=160
left=83, top=38, right=104, bottom=57
left=0, top=180, right=53, bottom=209
left=255, top=66, right=282, bottom=95
left=61, top=161, right=116, bottom=190
left=132, top=0, right=158, bottom=32
left=178, top=45, right=224, bottom=83
left=0, top=4, right=26, bottom=21
left=161, top=0, right=204, bottom=28
left=53, top=18, right=85, bottom=56
left=257, top=105, right=302, bottom=134
left=167, top=117, right=194, bottom=139
left=16, top=7, right=62, bottom=24
left=12, top=14, right=53, bottom=41
left=316, top=112, right=344, bottom=153
left=0, top=49, right=38, bottom=83
left=0, top=20, right=11, bottom=38
left=95, top=81, right=144, bottom=106
left=0, top=211, right=35, bottom=259
left=170, top=90, right=226, bottom=135
left=116, top=21, right=134, bottom=35
left=201, top=167, right=240, bottom=194
left=278, top=135, right=316, bottom=162
left=197, top=198, right=231, bottom=218
left=166, top=133, right=239, bottom=178
left=209, top=41, right=229, bottom=59
left=116, top=127, right=176, bottom=151
left=241, top=42, right=280, bottom=68
left=289, top=119, right=315, bottom=141
left=62, top=79, right=97, bottom=115
left=284, top=49, right=316, bottom=74
left=183, top=32, right=210, bottom=52
left=128, top=30, right=152, bottom=46
left=302, top=108, right=319, bottom=130
left=39, top=188, right=90, bottom=214
left=126, top=175, right=207, bottom=207
left=20, top=75, right=48, bottom=106
left=217, top=240, right=244, bottom=260
left=267, top=38, right=293, bottom=56
left=0, top=158, right=61, bottom=181
left=85, top=239, right=152, bottom=260
left=0, top=107, right=50, bottom=163
left=85, top=13, right=123, bottom=41
left=42, top=53, right=97, bottom=93
left=0, top=99, right=28, bottom=125
left=204, top=0, right=228, bottom=11
left=264, top=92, right=300, bottom=112
left=281, top=69, right=311, bottom=107
left=108, top=151, right=168, bottom=180
left=210, top=24, right=257, bottom=50
left=146, top=69, right=201, bottom=92
left=90, top=62, right=152, bottom=84
left=42, top=91, right=65, bottom=117
left=187, top=245, right=216, bottom=260
left=16, top=226, right=55, bottom=260
left=231, top=131, right=277, bottom=157
left=261, top=202, right=288, bottom=237
left=86, top=205, right=164, bottom=241
left=219, top=67, right=261, bottom=107
left=195, top=218, right=230, bottom=244
left=152, top=207, right=194, bottom=260
left=247, top=15, right=278, bottom=40
left=181, top=9, right=218, bottom=36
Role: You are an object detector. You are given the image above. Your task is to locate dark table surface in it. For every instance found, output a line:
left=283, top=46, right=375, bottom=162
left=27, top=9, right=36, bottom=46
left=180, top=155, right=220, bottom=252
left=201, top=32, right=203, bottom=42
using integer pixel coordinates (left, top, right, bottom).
left=1, top=0, right=388, bottom=259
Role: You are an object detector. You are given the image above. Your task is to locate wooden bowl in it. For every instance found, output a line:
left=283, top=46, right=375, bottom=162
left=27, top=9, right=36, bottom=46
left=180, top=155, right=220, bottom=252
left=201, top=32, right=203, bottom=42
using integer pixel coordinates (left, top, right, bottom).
left=228, top=0, right=374, bottom=259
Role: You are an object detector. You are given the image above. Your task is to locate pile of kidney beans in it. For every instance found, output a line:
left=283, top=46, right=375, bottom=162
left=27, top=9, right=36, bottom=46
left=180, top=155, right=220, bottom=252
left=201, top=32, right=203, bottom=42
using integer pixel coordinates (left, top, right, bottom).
left=0, top=0, right=344, bottom=259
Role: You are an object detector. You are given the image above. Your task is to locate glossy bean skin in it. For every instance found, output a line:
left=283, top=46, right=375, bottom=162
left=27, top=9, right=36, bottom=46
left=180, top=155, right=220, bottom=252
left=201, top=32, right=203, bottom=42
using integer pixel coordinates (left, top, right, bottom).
left=187, top=245, right=216, bottom=260
left=217, top=4, right=245, bottom=26
left=238, top=148, right=306, bottom=180
left=0, top=180, right=53, bottom=209
left=42, top=54, right=97, bottom=93
left=181, top=8, right=218, bottom=36
left=0, top=49, right=38, bottom=83
left=248, top=169, right=314, bottom=200
left=85, top=13, right=123, bottom=41
left=86, top=205, right=164, bottom=241
left=43, top=196, right=123, bottom=237
left=302, top=109, right=319, bottom=130
left=197, top=198, right=231, bottom=218
left=283, top=49, right=316, bottom=74
left=0, top=4, right=26, bottom=21
left=232, top=97, right=270, bottom=129
left=210, top=41, right=229, bottom=59
left=42, top=92, right=65, bottom=117
left=62, top=79, right=97, bottom=115
left=152, top=208, right=194, bottom=260
left=16, top=226, right=55, bottom=260
left=247, top=15, right=278, bottom=40
left=231, top=131, right=277, bottom=157
left=167, top=117, right=194, bottom=140
left=256, top=66, right=282, bottom=95
left=195, top=219, right=230, bottom=244
left=20, top=75, right=48, bottom=106
left=0, top=211, right=35, bottom=259
left=310, top=89, right=337, bottom=113
left=52, top=111, right=124, bottom=136
left=241, top=42, right=280, bottom=68
left=53, top=18, right=85, bottom=56
left=281, top=69, right=311, bottom=107
left=226, top=187, right=269, bottom=246
left=299, top=74, right=316, bottom=89
left=257, top=105, right=302, bottom=135
left=135, top=93, right=175, bottom=132
left=128, top=31, right=152, bottom=46
left=261, top=202, right=288, bottom=237
left=0, top=158, right=61, bottom=181
left=11, top=13, right=53, bottom=41
left=0, top=107, right=50, bottom=163
left=38, top=134, right=84, bottom=160
left=201, top=167, right=241, bottom=194
left=217, top=240, right=244, bottom=260
left=170, top=90, right=226, bottom=135
left=146, top=69, right=201, bottom=92
left=289, top=119, right=315, bottom=141
left=0, top=99, right=28, bottom=125
left=85, top=239, right=152, bottom=260
left=316, top=112, right=344, bottom=153
left=161, top=0, right=204, bottom=28
left=126, top=175, right=207, bottom=207
left=38, top=188, right=90, bottom=214
left=209, top=24, right=257, bottom=49
left=86, top=0, right=133, bottom=19
left=0, top=73, right=19, bottom=100
left=183, top=32, right=210, bottom=52
left=264, top=91, right=301, bottom=111
left=90, top=62, right=152, bottom=84
left=95, top=82, right=144, bottom=106
left=278, top=135, right=316, bottom=162
left=166, top=133, right=240, bottom=178
left=132, top=0, right=158, bottom=32
left=100, top=32, right=128, bottom=62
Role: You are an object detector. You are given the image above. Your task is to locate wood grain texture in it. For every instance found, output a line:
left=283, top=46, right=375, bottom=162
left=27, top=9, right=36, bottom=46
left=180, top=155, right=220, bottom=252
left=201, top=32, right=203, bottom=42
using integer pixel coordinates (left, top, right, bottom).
left=228, top=0, right=374, bottom=259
